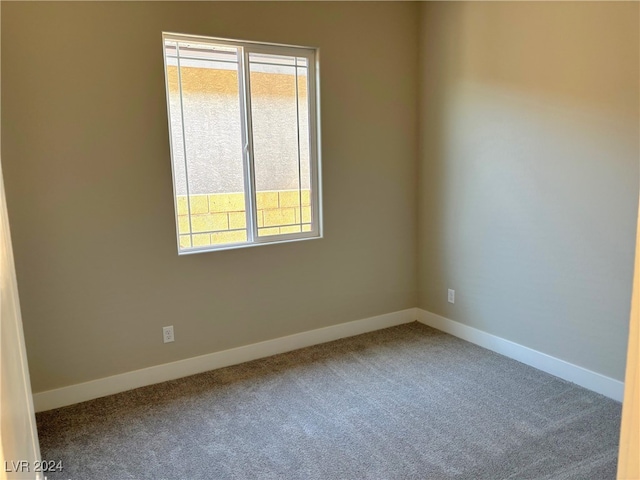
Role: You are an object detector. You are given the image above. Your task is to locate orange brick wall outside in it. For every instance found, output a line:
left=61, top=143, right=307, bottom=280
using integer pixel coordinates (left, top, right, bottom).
left=177, top=190, right=312, bottom=248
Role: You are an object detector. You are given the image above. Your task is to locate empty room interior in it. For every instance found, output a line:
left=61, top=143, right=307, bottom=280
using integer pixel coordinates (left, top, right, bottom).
left=1, top=1, right=639, bottom=479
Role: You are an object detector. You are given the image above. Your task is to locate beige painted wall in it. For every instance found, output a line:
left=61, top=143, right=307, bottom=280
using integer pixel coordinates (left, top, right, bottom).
left=418, top=2, right=639, bottom=380
left=0, top=5, right=42, bottom=476
left=2, top=1, right=637, bottom=399
left=1, top=2, right=419, bottom=393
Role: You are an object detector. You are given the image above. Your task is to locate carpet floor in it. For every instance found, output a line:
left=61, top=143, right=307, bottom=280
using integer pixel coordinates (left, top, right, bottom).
left=36, top=322, right=621, bottom=480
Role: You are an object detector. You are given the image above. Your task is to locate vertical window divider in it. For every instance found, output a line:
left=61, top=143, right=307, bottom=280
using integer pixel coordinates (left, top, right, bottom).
left=238, top=48, right=257, bottom=242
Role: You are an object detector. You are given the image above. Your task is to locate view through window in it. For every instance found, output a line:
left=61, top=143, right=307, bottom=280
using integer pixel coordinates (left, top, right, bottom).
left=162, top=33, right=321, bottom=253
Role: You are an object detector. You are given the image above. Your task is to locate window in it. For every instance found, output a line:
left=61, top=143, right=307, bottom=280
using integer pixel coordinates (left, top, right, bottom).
left=162, top=33, right=322, bottom=254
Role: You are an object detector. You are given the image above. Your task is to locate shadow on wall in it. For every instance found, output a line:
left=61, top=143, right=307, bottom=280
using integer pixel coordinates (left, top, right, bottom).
left=419, top=1, right=639, bottom=380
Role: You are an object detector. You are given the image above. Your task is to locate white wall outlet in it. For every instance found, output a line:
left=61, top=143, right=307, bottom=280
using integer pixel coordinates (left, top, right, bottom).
left=448, top=289, right=455, bottom=304
left=163, top=325, right=174, bottom=343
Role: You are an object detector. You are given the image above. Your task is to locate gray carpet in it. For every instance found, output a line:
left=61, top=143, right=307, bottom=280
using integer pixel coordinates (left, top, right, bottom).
left=36, top=322, right=621, bottom=480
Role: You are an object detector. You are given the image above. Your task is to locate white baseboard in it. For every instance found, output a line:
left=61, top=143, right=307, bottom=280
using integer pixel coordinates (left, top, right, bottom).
left=33, top=309, right=417, bottom=412
left=34, top=307, right=623, bottom=411
left=417, top=309, right=624, bottom=402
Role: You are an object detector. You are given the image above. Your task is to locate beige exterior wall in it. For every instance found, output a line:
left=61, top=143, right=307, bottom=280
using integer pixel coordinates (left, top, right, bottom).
left=167, top=66, right=312, bottom=195
left=418, top=2, right=639, bottom=380
left=1, top=2, right=419, bottom=393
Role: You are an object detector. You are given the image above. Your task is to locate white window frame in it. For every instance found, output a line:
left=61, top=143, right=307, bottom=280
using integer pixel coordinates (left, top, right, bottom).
left=162, top=32, right=323, bottom=254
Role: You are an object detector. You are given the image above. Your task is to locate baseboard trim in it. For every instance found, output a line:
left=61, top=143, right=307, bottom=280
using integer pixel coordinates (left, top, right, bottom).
left=34, top=307, right=623, bottom=411
left=417, top=309, right=624, bottom=401
left=33, top=309, right=417, bottom=412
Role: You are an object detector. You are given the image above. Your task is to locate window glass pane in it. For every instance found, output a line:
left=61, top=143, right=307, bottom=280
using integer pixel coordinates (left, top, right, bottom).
left=165, top=41, right=192, bottom=244
left=165, top=40, right=248, bottom=249
left=249, top=53, right=312, bottom=237
left=163, top=34, right=320, bottom=253
left=249, top=52, right=297, bottom=66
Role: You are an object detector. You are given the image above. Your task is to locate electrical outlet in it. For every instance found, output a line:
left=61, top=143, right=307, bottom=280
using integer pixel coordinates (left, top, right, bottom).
left=163, top=325, right=174, bottom=343
left=448, top=289, right=455, bottom=304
